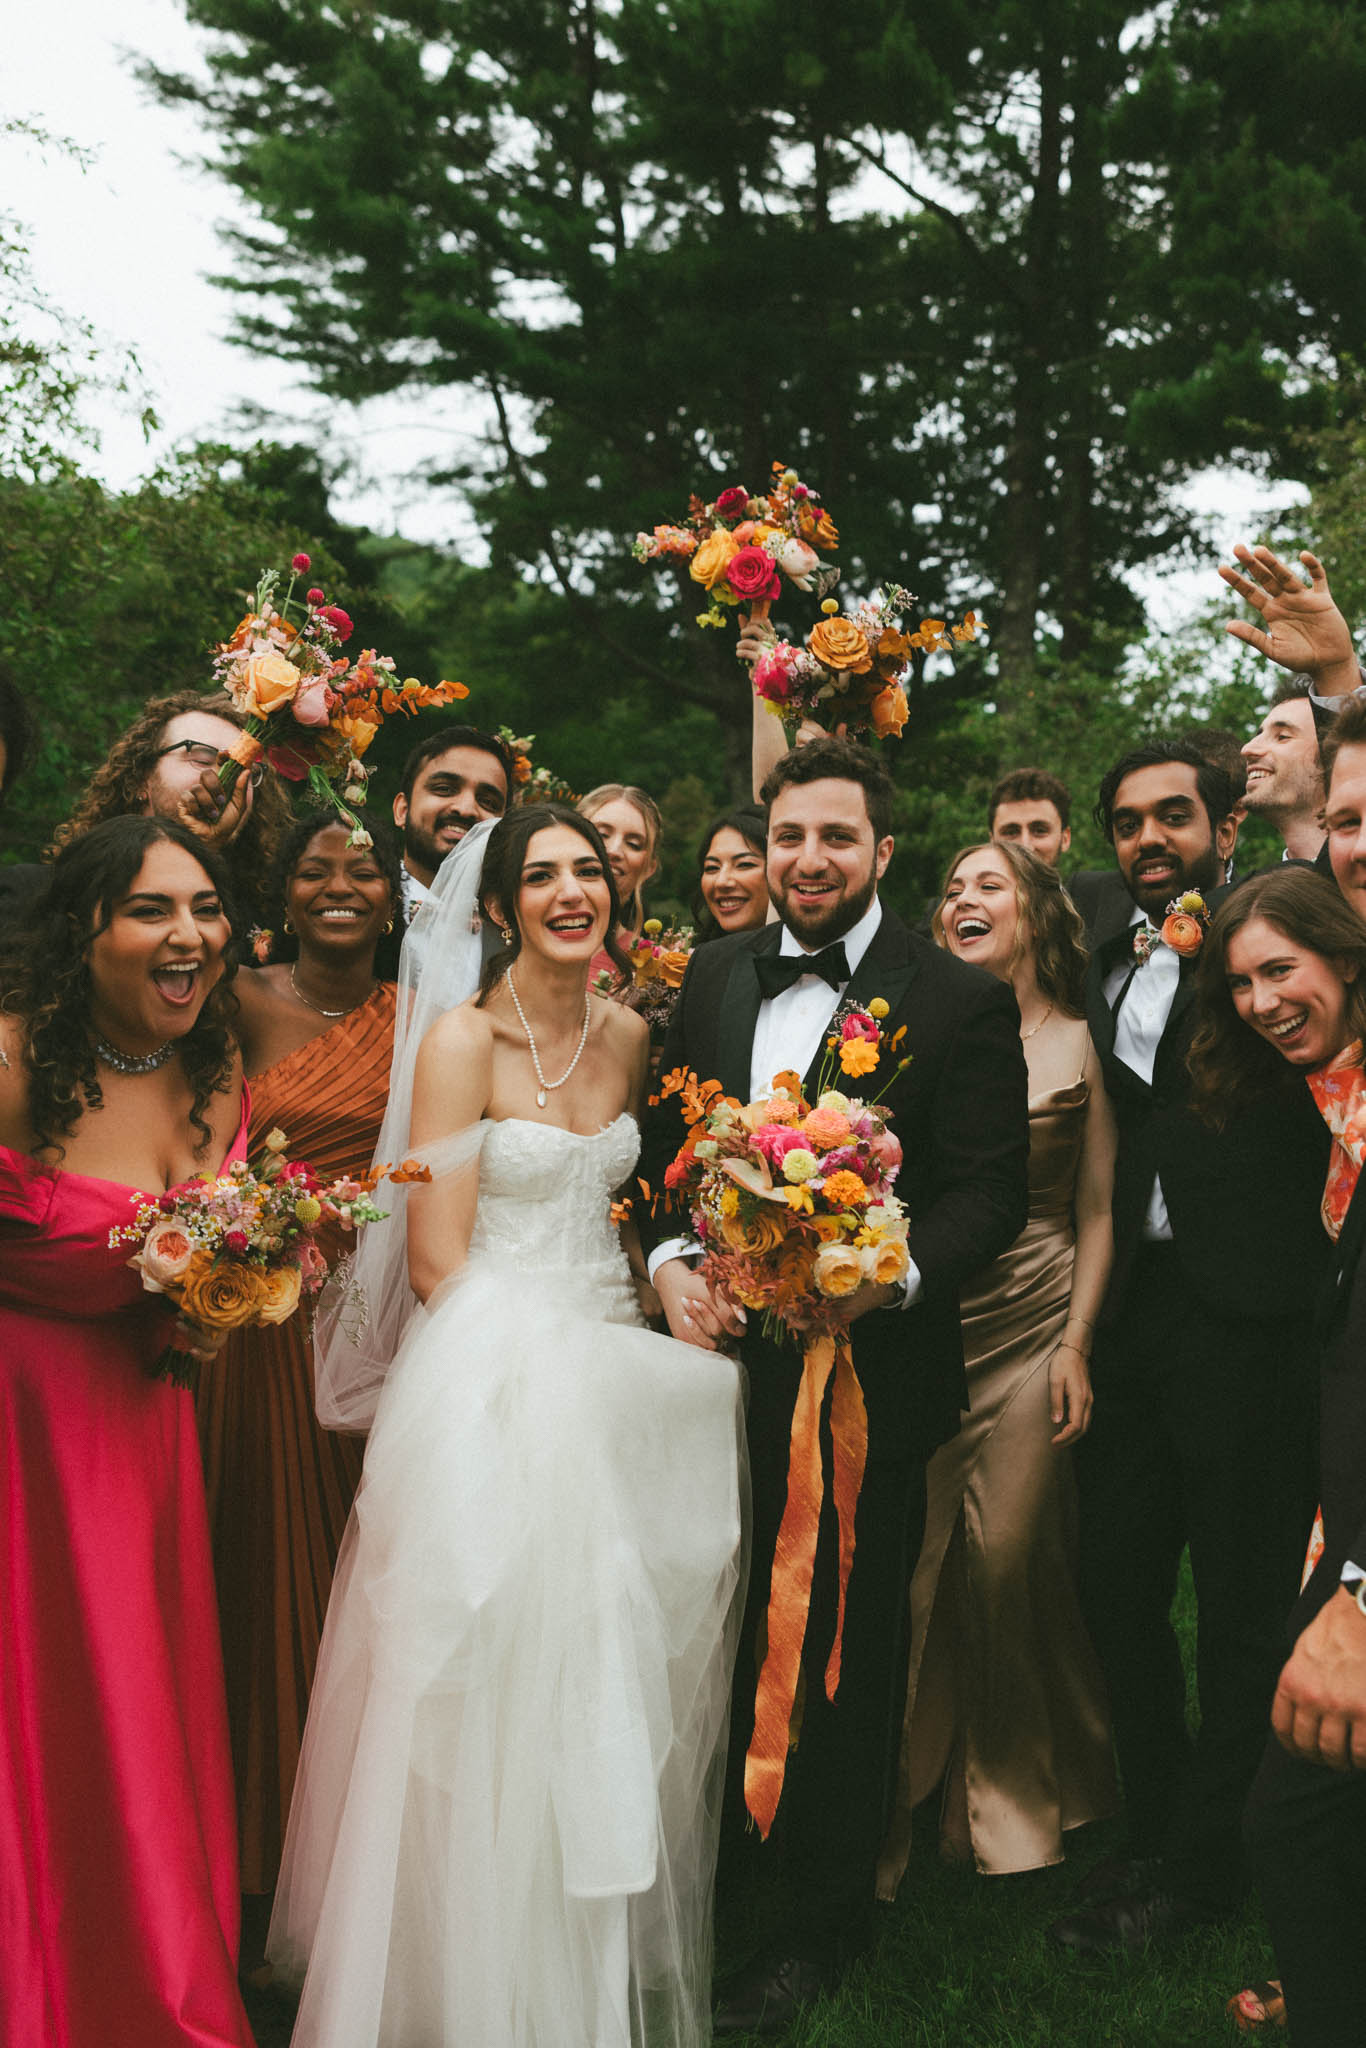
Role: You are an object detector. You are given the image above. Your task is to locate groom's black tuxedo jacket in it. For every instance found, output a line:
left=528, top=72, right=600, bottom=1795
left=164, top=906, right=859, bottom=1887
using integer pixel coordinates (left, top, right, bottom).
left=640, top=908, right=1030, bottom=1463
left=1086, top=905, right=1332, bottom=1323
left=1310, top=1162, right=1366, bottom=1610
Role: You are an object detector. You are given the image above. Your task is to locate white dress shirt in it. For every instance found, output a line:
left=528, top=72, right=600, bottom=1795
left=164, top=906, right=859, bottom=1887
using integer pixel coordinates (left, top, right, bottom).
left=647, top=897, right=923, bottom=1305
left=1102, top=905, right=1177, bottom=1241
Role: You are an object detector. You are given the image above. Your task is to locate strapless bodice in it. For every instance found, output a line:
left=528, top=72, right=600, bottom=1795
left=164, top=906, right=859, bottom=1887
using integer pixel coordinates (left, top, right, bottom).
left=468, top=1113, right=640, bottom=1271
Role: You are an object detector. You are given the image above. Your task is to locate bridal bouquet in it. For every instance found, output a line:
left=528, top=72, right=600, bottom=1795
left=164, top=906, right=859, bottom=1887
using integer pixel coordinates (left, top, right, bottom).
left=110, top=1129, right=422, bottom=1385
left=211, top=555, right=469, bottom=843
left=655, top=1001, right=912, bottom=1838
left=597, top=918, right=696, bottom=1029
left=752, top=589, right=982, bottom=744
left=497, top=725, right=579, bottom=806
left=657, top=1001, right=911, bottom=1339
left=632, top=460, right=840, bottom=630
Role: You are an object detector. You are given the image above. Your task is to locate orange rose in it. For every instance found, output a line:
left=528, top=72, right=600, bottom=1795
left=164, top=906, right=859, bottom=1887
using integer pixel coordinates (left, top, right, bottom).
left=1161, top=911, right=1204, bottom=958
left=807, top=617, right=872, bottom=675
left=718, top=1207, right=788, bottom=1257
left=690, top=527, right=740, bottom=591
left=657, top=948, right=689, bottom=989
left=255, top=1264, right=303, bottom=1326
left=179, top=1257, right=267, bottom=1332
left=870, top=683, right=909, bottom=738
left=242, top=649, right=301, bottom=716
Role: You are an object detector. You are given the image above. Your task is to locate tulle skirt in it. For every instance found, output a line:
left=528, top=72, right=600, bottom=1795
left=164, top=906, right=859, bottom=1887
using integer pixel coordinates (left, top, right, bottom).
left=269, top=1252, right=745, bottom=2047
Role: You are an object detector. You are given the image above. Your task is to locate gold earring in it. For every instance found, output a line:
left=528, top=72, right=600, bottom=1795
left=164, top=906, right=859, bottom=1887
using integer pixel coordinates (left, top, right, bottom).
left=500, top=924, right=514, bottom=946
left=283, top=917, right=295, bottom=935
left=383, top=917, right=395, bottom=934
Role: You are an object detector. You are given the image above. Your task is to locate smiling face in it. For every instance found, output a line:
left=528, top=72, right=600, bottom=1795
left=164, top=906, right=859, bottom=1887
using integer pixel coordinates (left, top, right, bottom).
left=940, top=846, right=1022, bottom=981
left=286, top=822, right=394, bottom=962
left=1225, top=914, right=1356, bottom=1070
left=766, top=778, right=892, bottom=948
left=86, top=838, right=231, bottom=1054
left=1109, top=762, right=1234, bottom=919
left=700, top=826, right=768, bottom=932
left=1326, top=743, right=1366, bottom=927
left=1241, top=697, right=1324, bottom=824
left=584, top=797, right=658, bottom=910
left=142, top=711, right=252, bottom=821
left=393, top=745, right=509, bottom=887
left=991, top=798, right=1070, bottom=869
left=512, top=823, right=613, bottom=964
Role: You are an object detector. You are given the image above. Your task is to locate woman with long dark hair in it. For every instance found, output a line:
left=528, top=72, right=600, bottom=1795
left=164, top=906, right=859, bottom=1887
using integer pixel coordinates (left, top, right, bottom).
left=268, top=805, right=744, bottom=2048
left=692, top=805, right=769, bottom=939
left=879, top=839, right=1118, bottom=1886
left=0, top=816, right=253, bottom=2048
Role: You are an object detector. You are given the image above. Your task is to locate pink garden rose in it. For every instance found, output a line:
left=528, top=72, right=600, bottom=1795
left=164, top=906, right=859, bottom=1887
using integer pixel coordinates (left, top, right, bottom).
left=136, top=1219, right=196, bottom=1292
left=726, top=545, right=782, bottom=603
left=868, top=1127, right=903, bottom=1177
left=292, top=675, right=333, bottom=727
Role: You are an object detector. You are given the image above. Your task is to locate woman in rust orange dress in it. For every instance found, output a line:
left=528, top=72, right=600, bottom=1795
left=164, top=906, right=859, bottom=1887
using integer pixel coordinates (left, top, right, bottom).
left=196, top=813, right=403, bottom=1979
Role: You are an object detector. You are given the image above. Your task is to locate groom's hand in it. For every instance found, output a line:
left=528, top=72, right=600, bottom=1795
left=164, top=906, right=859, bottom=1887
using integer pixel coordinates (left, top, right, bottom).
left=655, top=1259, right=746, bottom=1350
left=828, top=1278, right=901, bottom=1325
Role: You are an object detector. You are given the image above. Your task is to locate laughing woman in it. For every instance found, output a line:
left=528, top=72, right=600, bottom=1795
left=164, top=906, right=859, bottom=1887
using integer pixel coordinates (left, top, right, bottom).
left=1189, top=866, right=1366, bottom=2048
left=0, top=817, right=253, bottom=2048
left=878, top=840, right=1118, bottom=1887
left=196, top=813, right=404, bottom=1980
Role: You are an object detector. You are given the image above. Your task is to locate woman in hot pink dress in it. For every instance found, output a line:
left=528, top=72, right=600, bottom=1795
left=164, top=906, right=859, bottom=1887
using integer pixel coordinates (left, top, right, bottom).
left=0, top=816, right=254, bottom=2048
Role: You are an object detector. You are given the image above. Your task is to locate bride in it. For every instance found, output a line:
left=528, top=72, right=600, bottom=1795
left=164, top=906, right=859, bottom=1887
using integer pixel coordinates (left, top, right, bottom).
left=268, top=805, right=745, bottom=2047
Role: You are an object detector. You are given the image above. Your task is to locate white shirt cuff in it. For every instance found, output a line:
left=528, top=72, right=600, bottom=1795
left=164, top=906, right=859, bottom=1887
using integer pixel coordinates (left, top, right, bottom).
left=899, top=1255, right=923, bottom=1309
left=647, top=1236, right=700, bottom=1284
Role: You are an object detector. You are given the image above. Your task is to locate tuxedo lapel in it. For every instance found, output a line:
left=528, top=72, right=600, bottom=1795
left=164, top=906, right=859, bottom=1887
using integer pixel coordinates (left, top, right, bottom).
left=715, top=929, right=775, bottom=1100
left=1087, top=925, right=1133, bottom=1063
left=799, top=910, right=916, bottom=1100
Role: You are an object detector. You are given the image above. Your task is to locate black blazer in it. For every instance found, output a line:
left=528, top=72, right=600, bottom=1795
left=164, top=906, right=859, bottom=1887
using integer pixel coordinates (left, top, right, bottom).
left=1311, top=1165, right=1366, bottom=1600
left=1087, top=914, right=1332, bottom=1322
left=640, top=907, right=1030, bottom=1462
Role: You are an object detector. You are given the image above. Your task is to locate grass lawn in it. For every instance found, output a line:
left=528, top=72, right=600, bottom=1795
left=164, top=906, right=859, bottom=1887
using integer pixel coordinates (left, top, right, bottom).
left=245, top=1556, right=1269, bottom=2045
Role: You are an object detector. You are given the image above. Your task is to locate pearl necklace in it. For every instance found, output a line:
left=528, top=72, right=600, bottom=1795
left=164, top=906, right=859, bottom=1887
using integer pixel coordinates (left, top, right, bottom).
left=290, top=965, right=372, bottom=1020
left=506, top=969, right=592, bottom=1108
left=1020, top=1001, right=1054, bottom=1042
left=94, top=1031, right=178, bottom=1075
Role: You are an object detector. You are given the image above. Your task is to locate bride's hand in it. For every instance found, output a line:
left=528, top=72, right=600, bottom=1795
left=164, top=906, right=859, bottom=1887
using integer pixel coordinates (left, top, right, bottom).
left=655, top=1260, right=746, bottom=1350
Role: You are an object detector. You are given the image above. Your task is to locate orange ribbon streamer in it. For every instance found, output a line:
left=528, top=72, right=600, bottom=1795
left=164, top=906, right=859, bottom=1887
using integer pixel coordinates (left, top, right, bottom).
left=225, top=730, right=264, bottom=768
left=743, top=1329, right=869, bottom=1839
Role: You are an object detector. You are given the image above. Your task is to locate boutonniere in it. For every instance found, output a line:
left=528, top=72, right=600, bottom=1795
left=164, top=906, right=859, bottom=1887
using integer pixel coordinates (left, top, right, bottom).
left=1133, top=890, right=1210, bottom=962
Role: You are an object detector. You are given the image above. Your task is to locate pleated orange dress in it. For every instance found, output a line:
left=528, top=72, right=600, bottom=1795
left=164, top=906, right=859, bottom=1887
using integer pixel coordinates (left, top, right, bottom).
left=195, top=981, right=396, bottom=1896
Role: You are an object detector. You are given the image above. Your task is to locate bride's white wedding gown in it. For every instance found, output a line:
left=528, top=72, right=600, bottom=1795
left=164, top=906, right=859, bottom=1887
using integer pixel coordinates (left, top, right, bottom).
left=268, top=1114, right=744, bottom=2048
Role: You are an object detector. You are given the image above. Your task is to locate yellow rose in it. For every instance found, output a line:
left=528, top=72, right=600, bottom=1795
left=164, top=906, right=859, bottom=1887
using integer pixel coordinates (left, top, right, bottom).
left=867, top=1236, right=909, bottom=1287
left=689, top=526, right=740, bottom=591
left=814, top=1241, right=864, bottom=1298
left=718, top=1207, right=787, bottom=1256
left=255, top=1264, right=303, bottom=1326
left=242, top=649, right=301, bottom=717
left=179, top=1257, right=268, bottom=1332
left=808, top=617, right=873, bottom=675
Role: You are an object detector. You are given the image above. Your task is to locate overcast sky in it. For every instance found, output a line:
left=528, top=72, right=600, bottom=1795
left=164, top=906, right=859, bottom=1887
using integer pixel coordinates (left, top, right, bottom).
left=7, top=0, right=1301, bottom=628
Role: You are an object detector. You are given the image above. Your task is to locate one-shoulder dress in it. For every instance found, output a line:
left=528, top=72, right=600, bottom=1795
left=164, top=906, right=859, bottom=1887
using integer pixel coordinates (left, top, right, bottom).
left=0, top=1121, right=255, bottom=2048
left=269, top=1113, right=745, bottom=2048
left=196, top=981, right=396, bottom=1896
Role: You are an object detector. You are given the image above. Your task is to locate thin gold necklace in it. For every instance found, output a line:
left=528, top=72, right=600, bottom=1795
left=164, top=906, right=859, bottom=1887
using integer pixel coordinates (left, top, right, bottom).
left=1020, top=1001, right=1054, bottom=1042
left=289, top=964, right=372, bottom=1020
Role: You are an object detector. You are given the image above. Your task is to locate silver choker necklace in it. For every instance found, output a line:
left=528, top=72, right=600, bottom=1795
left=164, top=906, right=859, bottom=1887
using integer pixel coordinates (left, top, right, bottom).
left=506, top=969, right=592, bottom=1108
left=94, top=1032, right=178, bottom=1075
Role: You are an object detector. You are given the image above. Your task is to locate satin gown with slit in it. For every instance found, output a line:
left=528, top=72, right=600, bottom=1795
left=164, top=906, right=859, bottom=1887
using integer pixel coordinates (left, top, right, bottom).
left=269, top=1113, right=745, bottom=2048
left=0, top=1118, right=255, bottom=2048
left=195, top=980, right=395, bottom=1895
left=878, top=1070, right=1117, bottom=1886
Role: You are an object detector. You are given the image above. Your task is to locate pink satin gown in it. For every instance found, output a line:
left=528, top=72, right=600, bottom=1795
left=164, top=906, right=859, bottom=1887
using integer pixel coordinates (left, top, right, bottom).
left=0, top=1115, right=255, bottom=2048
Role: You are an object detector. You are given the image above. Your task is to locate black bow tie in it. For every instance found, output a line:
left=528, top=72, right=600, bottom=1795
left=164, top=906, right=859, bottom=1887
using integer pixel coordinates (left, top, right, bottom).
left=754, top=942, right=852, bottom=999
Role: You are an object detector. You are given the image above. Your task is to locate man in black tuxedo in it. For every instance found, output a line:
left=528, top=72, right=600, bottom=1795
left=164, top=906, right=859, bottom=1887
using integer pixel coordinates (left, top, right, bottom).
left=640, top=738, right=1030, bottom=2034
left=1051, top=739, right=1332, bottom=1952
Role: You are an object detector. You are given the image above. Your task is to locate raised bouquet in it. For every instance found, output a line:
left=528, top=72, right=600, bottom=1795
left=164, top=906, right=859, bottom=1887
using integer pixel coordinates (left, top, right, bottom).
left=596, top=917, right=695, bottom=1028
left=654, top=999, right=913, bottom=1839
left=752, top=589, right=981, bottom=744
left=633, top=460, right=840, bottom=630
left=212, top=554, right=469, bottom=842
left=497, top=725, right=579, bottom=806
left=109, top=1128, right=421, bottom=1385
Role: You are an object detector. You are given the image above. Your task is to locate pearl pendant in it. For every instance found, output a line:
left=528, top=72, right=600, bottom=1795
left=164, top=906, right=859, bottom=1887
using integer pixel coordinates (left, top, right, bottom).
left=537, top=1086, right=548, bottom=1107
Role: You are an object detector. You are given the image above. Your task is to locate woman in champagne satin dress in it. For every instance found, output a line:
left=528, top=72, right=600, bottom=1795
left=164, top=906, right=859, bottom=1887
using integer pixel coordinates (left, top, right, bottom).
left=879, top=841, right=1118, bottom=1886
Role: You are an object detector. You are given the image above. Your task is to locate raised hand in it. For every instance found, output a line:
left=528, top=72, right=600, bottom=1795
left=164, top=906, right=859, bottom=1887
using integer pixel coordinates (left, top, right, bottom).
left=1218, top=545, right=1359, bottom=696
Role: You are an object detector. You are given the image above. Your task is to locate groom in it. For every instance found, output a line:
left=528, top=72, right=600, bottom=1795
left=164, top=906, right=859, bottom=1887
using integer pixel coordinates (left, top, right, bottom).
left=641, top=737, right=1029, bottom=2035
